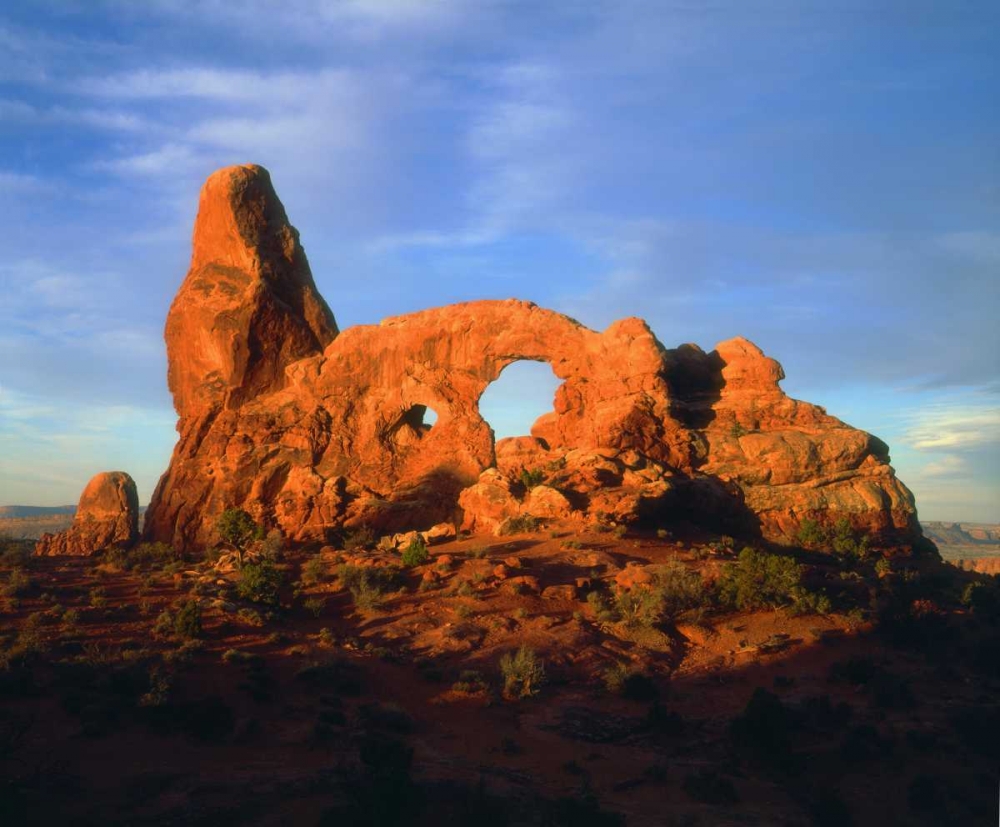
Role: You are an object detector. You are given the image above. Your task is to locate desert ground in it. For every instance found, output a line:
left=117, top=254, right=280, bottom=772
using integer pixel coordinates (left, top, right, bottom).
left=2, top=519, right=998, bottom=826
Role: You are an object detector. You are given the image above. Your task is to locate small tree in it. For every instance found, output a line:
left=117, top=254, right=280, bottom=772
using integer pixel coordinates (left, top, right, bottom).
left=216, top=508, right=264, bottom=567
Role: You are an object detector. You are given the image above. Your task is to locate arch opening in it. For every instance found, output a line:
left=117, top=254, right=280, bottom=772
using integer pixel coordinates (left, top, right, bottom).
left=478, top=360, right=561, bottom=440
left=384, top=403, right=438, bottom=448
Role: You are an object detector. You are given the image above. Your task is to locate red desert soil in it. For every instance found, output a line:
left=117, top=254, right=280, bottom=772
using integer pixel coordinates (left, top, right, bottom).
left=2, top=523, right=997, bottom=825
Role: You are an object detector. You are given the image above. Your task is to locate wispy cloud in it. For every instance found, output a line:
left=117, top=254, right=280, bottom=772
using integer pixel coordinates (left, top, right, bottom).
left=903, top=404, right=1000, bottom=451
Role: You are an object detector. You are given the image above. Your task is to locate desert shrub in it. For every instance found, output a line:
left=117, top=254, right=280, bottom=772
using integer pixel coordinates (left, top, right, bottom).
left=139, top=666, right=172, bottom=707
left=236, top=559, right=284, bottom=608
left=88, top=586, right=109, bottom=609
left=236, top=607, right=264, bottom=627
left=961, top=580, right=1000, bottom=618
left=452, top=669, right=489, bottom=694
left=603, top=663, right=658, bottom=701
left=730, top=421, right=748, bottom=439
left=830, top=518, right=870, bottom=560
left=342, top=526, right=375, bottom=552
left=300, top=556, right=326, bottom=586
left=468, top=546, right=489, bottom=559
left=216, top=508, right=264, bottom=564
left=154, top=601, right=202, bottom=639
left=400, top=537, right=429, bottom=568
left=255, top=529, right=284, bottom=560
left=337, top=564, right=399, bottom=611
left=317, top=627, right=336, bottom=646
left=173, top=600, right=202, bottom=639
left=134, top=541, right=179, bottom=569
left=796, top=518, right=828, bottom=549
left=303, top=596, right=326, bottom=618
left=656, top=559, right=708, bottom=619
left=499, top=645, right=545, bottom=699
left=790, top=586, right=832, bottom=616
left=103, top=546, right=130, bottom=569
left=586, top=589, right=617, bottom=623
left=0, top=536, right=32, bottom=569
left=519, top=467, right=545, bottom=489
left=716, top=547, right=806, bottom=611
left=3, top=568, right=32, bottom=598
left=613, top=587, right=664, bottom=628
left=153, top=609, right=174, bottom=636
left=61, top=608, right=80, bottom=629
left=498, top=514, right=539, bottom=535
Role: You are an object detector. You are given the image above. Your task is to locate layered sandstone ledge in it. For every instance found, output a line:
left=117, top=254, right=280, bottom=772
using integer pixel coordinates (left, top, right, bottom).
left=75, top=164, right=922, bottom=553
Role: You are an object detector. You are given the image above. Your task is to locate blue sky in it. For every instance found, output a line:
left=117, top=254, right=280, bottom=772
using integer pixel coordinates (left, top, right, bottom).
left=0, top=1, right=997, bottom=522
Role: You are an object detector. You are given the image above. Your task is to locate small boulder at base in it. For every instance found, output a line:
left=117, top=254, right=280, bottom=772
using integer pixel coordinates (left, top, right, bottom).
left=35, top=471, right=140, bottom=556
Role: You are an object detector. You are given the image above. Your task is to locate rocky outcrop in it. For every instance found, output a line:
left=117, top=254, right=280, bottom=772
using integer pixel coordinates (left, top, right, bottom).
left=143, top=164, right=925, bottom=552
left=36, top=472, right=139, bottom=556
left=663, top=338, right=920, bottom=544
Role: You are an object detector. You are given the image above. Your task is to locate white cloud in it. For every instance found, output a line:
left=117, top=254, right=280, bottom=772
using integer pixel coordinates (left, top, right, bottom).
left=93, top=143, right=201, bottom=177
left=903, top=404, right=1000, bottom=451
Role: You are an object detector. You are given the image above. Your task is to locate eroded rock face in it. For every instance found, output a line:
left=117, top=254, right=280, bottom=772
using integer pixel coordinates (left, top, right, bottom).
left=144, top=164, right=925, bottom=552
left=36, top=472, right=139, bottom=556
left=663, top=338, right=920, bottom=544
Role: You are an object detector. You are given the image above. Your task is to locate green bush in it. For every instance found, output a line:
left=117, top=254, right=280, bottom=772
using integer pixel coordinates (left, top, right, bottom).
left=830, top=518, right=871, bottom=560
left=337, top=564, right=399, bottom=611
left=500, top=645, right=545, bottom=699
left=716, top=548, right=804, bottom=611
left=656, top=559, right=708, bottom=619
left=236, top=559, right=284, bottom=608
left=400, top=537, right=429, bottom=568
left=303, top=596, right=326, bottom=618
left=603, top=663, right=658, bottom=700
left=519, top=467, right=545, bottom=489
left=173, top=600, right=202, bottom=639
left=613, top=587, right=664, bottom=628
left=300, top=556, right=326, bottom=586
left=3, top=568, right=32, bottom=598
left=796, top=518, right=827, bottom=548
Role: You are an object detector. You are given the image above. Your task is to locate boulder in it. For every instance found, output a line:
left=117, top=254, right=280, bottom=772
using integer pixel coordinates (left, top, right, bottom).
left=615, top=564, right=654, bottom=591
left=541, top=585, right=577, bottom=601
left=458, top=470, right=520, bottom=534
left=36, top=471, right=139, bottom=556
left=524, top=485, right=572, bottom=519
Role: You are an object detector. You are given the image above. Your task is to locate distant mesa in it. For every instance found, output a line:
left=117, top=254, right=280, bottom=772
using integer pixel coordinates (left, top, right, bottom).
left=40, top=164, right=928, bottom=555
left=35, top=471, right=139, bottom=556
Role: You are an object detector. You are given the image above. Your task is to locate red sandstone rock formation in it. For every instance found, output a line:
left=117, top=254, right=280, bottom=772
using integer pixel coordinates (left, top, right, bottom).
left=36, top=471, right=139, bottom=556
left=143, top=164, right=925, bottom=552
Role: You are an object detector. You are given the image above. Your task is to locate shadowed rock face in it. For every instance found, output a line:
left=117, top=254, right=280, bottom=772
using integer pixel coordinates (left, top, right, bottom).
left=143, top=164, right=924, bottom=552
left=36, top=472, right=139, bottom=556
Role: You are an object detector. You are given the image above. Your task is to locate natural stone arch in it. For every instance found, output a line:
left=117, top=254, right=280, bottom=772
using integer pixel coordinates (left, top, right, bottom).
left=143, top=164, right=923, bottom=551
